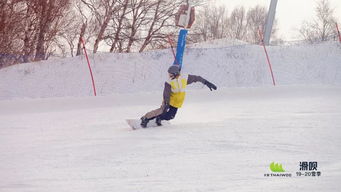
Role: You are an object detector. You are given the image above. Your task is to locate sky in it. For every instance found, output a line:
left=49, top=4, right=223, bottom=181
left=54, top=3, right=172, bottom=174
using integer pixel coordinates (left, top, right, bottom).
left=214, top=0, right=341, bottom=41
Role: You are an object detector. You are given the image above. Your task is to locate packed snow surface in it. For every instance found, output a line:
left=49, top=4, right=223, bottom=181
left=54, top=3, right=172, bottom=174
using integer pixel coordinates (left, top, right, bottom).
left=1, top=86, right=341, bottom=191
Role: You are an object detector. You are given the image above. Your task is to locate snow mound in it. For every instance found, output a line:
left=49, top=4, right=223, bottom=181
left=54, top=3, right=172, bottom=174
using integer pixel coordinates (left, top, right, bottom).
left=0, top=41, right=340, bottom=100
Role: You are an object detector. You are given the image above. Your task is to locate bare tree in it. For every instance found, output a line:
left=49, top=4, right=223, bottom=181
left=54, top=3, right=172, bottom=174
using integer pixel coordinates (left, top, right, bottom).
left=245, top=5, right=266, bottom=43
left=191, top=4, right=228, bottom=42
left=80, top=0, right=182, bottom=53
left=138, top=0, right=180, bottom=52
left=0, top=0, right=72, bottom=67
left=0, top=0, right=217, bottom=68
left=124, top=0, right=150, bottom=52
left=81, top=0, right=121, bottom=53
left=108, top=0, right=129, bottom=53
left=0, top=0, right=27, bottom=67
left=22, top=1, right=39, bottom=62
left=299, top=0, right=336, bottom=42
left=73, top=1, right=95, bottom=56
left=227, top=7, right=246, bottom=40
left=191, top=4, right=274, bottom=44
left=33, top=0, right=71, bottom=61
left=57, top=11, right=83, bottom=57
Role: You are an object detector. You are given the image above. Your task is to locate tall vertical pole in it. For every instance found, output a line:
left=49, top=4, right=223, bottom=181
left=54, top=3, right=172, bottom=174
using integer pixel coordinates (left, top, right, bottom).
left=173, top=29, right=188, bottom=69
left=264, top=0, right=278, bottom=45
left=173, top=2, right=192, bottom=70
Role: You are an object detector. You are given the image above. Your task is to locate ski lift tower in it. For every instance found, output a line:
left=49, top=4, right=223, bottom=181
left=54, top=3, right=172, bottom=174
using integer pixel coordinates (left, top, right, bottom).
left=263, top=0, right=278, bottom=45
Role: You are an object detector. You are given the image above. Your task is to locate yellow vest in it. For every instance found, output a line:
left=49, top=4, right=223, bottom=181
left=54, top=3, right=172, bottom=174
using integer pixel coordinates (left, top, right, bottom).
left=168, top=75, right=188, bottom=108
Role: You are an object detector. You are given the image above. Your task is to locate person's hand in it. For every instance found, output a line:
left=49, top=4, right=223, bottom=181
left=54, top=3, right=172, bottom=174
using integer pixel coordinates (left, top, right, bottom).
left=204, top=80, right=217, bottom=91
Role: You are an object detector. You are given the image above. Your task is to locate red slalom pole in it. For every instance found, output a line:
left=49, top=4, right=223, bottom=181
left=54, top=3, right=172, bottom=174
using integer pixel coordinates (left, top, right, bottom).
left=336, top=23, right=341, bottom=43
left=258, top=29, right=276, bottom=86
left=167, top=35, right=176, bottom=59
left=81, top=38, right=97, bottom=96
left=167, top=34, right=180, bottom=65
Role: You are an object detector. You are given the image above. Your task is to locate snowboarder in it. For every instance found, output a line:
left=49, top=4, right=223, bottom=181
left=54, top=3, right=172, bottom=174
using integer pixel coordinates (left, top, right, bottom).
left=140, top=65, right=217, bottom=128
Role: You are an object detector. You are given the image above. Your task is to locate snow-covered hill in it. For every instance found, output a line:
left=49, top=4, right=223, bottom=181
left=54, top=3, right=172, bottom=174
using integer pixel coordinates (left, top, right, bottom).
left=0, top=41, right=340, bottom=100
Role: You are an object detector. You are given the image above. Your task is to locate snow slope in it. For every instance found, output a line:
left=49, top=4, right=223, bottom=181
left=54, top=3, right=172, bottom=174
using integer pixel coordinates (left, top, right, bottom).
left=0, top=42, right=340, bottom=99
left=1, top=86, right=340, bottom=192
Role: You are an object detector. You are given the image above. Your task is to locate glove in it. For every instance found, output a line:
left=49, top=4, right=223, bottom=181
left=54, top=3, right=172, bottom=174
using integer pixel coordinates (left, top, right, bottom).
left=204, top=80, right=217, bottom=91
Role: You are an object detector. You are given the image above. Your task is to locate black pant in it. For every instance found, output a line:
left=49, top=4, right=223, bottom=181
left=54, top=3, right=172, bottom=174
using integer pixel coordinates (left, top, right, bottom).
left=159, top=106, right=178, bottom=120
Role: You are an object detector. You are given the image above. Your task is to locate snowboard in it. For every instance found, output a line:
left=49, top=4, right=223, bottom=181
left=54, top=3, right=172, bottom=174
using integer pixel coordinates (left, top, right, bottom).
left=126, top=119, right=170, bottom=130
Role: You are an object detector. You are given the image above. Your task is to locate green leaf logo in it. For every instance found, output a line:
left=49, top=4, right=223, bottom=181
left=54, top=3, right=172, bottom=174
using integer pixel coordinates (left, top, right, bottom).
left=270, top=162, right=285, bottom=172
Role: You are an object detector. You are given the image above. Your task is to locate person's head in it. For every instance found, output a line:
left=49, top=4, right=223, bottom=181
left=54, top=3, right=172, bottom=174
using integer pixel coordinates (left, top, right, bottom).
left=168, top=65, right=180, bottom=79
